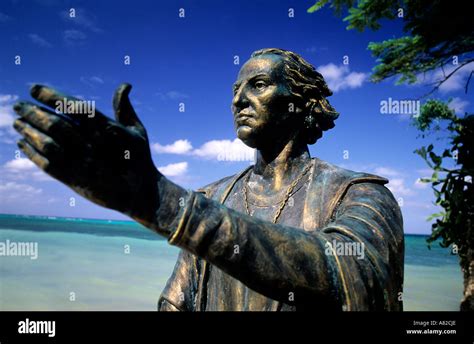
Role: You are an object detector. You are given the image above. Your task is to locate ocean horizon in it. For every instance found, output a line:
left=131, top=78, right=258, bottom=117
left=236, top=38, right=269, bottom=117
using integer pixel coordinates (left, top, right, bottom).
left=0, top=213, right=464, bottom=311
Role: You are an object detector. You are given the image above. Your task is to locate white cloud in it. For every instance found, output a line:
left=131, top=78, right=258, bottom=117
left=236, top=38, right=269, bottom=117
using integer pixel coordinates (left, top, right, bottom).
left=0, top=95, right=18, bottom=103
left=80, top=76, right=104, bottom=88
left=373, top=166, right=401, bottom=178
left=0, top=182, right=42, bottom=202
left=305, top=46, right=328, bottom=54
left=152, top=139, right=193, bottom=154
left=404, top=200, right=436, bottom=210
left=28, top=33, right=52, bottom=48
left=386, top=178, right=413, bottom=196
left=438, top=62, right=474, bottom=93
left=3, top=158, right=54, bottom=182
left=449, top=97, right=469, bottom=115
left=367, top=166, right=412, bottom=196
left=345, top=72, right=367, bottom=88
left=60, top=8, right=103, bottom=33
left=417, top=168, right=433, bottom=176
left=414, top=178, right=429, bottom=189
left=155, top=91, right=189, bottom=101
left=0, top=94, right=18, bottom=127
left=0, top=94, right=19, bottom=144
left=158, top=162, right=188, bottom=177
left=90, top=76, right=103, bottom=83
left=0, top=111, right=15, bottom=127
left=152, top=138, right=255, bottom=162
left=193, top=138, right=254, bottom=162
left=417, top=61, right=474, bottom=94
left=63, top=29, right=87, bottom=46
left=4, top=158, right=35, bottom=171
left=317, top=63, right=367, bottom=92
left=31, top=171, right=53, bottom=181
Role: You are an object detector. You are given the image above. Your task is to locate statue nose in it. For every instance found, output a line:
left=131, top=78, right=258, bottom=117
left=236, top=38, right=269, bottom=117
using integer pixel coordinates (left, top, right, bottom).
left=232, top=87, right=249, bottom=111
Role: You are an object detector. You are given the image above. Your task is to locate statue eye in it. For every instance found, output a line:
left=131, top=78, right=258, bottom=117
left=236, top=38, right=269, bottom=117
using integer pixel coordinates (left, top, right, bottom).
left=232, top=83, right=241, bottom=95
left=254, top=80, right=267, bottom=91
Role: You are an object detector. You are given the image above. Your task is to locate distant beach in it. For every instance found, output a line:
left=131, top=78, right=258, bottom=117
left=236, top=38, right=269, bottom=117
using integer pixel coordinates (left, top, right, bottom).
left=0, top=214, right=463, bottom=311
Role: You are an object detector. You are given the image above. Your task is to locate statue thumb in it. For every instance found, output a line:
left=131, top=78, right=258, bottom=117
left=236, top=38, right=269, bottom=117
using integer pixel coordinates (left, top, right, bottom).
left=113, top=83, right=145, bottom=134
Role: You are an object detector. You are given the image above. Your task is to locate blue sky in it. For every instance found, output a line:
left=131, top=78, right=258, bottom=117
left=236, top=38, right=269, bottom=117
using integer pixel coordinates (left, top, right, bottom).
left=0, top=0, right=472, bottom=234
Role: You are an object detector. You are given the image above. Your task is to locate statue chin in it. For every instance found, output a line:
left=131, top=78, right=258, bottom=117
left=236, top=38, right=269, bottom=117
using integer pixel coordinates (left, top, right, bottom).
left=236, top=126, right=258, bottom=148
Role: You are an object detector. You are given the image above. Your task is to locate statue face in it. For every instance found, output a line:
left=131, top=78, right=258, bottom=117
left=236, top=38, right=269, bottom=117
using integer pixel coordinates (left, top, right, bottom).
left=232, top=55, right=297, bottom=148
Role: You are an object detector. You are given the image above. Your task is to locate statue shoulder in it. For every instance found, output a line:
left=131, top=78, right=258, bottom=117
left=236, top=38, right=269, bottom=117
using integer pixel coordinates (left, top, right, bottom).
left=311, top=157, right=388, bottom=186
left=196, top=175, right=234, bottom=198
left=304, top=158, right=393, bottom=229
left=196, top=166, right=252, bottom=200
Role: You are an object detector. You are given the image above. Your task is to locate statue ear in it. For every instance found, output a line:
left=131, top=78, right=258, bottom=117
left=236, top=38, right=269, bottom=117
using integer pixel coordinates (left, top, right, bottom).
left=306, top=99, right=320, bottom=116
left=313, top=98, right=339, bottom=132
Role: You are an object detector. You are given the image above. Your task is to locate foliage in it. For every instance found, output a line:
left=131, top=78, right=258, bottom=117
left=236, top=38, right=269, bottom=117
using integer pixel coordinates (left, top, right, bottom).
left=308, top=0, right=474, bottom=86
left=413, top=101, right=473, bottom=263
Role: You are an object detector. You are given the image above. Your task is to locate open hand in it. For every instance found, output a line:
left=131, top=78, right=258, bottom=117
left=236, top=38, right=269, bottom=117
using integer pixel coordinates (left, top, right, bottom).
left=13, top=83, right=161, bottom=221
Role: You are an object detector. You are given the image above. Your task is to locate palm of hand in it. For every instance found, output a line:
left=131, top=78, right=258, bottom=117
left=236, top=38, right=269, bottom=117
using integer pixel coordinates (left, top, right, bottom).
left=13, top=83, right=160, bottom=216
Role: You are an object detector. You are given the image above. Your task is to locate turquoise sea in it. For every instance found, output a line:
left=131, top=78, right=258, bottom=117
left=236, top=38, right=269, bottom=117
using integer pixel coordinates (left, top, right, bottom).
left=0, top=214, right=463, bottom=311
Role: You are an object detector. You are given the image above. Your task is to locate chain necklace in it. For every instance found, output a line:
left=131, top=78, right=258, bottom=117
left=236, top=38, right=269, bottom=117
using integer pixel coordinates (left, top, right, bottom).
left=243, top=160, right=313, bottom=224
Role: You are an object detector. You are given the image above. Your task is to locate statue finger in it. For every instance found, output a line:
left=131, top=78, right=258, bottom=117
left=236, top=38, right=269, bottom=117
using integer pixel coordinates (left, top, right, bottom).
left=29, top=84, right=109, bottom=128
left=13, top=119, right=64, bottom=159
left=16, top=139, right=51, bottom=172
left=13, top=101, right=84, bottom=143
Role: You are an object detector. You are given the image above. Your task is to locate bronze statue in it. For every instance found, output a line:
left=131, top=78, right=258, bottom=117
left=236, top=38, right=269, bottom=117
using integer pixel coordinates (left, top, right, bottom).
left=12, top=48, right=404, bottom=311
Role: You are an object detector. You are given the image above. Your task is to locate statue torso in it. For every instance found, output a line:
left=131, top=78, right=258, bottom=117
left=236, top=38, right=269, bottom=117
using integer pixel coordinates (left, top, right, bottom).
left=204, top=167, right=311, bottom=311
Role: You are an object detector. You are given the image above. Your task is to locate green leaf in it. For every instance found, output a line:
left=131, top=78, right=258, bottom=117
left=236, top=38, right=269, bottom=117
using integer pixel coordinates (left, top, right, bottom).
left=307, top=0, right=329, bottom=13
left=429, top=151, right=442, bottom=166
left=427, top=212, right=444, bottom=221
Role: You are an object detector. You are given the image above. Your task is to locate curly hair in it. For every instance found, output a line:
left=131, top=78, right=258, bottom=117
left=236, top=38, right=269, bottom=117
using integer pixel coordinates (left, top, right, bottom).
left=251, top=48, right=339, bottom=144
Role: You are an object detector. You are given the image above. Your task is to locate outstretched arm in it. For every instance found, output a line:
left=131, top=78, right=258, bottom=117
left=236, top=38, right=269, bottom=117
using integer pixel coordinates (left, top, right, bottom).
left=12, top=84, right=187, bottom=234
left=13, top=85, right=403, bottom=311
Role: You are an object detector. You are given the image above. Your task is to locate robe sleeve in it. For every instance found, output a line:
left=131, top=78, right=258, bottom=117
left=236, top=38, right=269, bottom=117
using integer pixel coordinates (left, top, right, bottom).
left=158, top=249, right=200, bottom=311
left=164, top=182, right=403, bottom=310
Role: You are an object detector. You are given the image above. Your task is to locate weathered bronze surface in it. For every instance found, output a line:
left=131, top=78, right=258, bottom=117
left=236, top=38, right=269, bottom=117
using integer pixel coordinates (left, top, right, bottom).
left=13, top=48, right=404, bottom=311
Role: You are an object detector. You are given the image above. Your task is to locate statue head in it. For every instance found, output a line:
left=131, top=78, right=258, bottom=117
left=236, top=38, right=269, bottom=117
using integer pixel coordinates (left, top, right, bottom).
left=232, top=48, right=338, bottom=149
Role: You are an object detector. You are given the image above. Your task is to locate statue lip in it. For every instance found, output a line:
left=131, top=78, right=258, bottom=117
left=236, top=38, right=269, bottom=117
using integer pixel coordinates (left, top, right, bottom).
left=236, top=110, right=255, bottom=119
left=236, top=114, right=254, bottom=125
